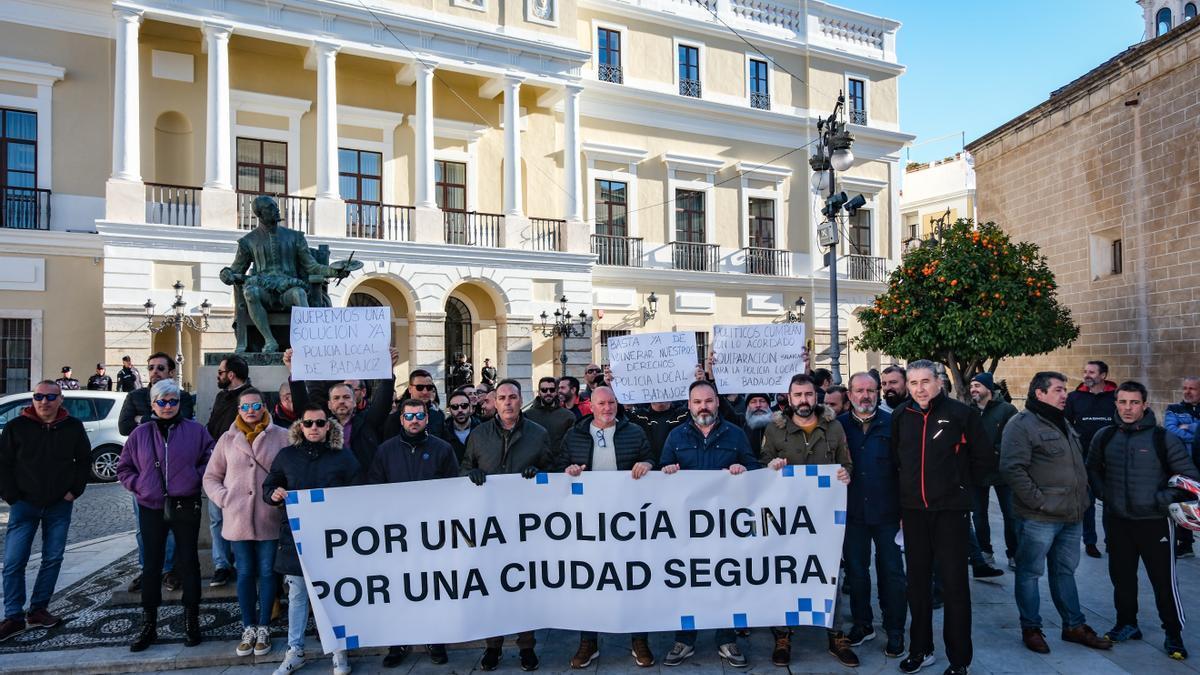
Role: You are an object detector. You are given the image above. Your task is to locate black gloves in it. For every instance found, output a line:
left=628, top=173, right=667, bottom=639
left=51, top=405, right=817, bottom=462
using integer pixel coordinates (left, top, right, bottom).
left=521, top=466, right=540, bottom=480
left=467, top=468, right=487, bottom=486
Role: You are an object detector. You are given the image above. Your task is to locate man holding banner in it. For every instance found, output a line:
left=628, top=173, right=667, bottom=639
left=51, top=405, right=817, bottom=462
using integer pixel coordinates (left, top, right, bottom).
left=659, top=380, right=761, bottom=668
left=461, top=379, right=554, bottom=671
left=761, top=374, right=856, bottom=668
left=560, top=386, right=656, bottom=668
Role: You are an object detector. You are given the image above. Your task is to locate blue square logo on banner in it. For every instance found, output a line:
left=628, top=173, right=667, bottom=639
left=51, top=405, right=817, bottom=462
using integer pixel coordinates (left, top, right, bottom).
left=571, top=482, right=584, bottom=495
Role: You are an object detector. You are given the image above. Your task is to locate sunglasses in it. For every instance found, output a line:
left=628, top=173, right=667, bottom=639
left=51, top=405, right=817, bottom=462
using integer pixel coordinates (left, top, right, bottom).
left=239, top=402, right=264, bottom=412
left=412, top=384, right=435, bottom=392
left=586, top=368, right=601, bottom=374
left=32, top=393, right=60, bottom=402
left=448, top=403, right=471, bottom=411
left=402, top=411, right=428, bottom=421
left=154, top=399, right=180, bottom=407
left=301, top=419, right=328, bottom=428
left=148, top=364, right=170, bottom=372
left=539, top=387, right=557, bottom=393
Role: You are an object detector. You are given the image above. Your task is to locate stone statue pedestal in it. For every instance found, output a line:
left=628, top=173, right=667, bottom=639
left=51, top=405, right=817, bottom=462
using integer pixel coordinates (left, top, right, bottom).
left=196, top=352, right=290, bottom=426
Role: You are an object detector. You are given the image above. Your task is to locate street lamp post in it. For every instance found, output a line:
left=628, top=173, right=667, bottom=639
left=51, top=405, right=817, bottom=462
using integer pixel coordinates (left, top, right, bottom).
left=144, top=280, right=212, bottom=385
left=810, top=93, right=861, bottom=385
left=537, top=295, right=592, bottom=377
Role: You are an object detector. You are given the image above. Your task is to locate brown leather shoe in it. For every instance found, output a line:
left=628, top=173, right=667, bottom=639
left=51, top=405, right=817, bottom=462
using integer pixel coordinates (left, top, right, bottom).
left=1062, top=624, right=1113, bottom=650
left=1023, top=628, right=1051, bottom=654
left=25, top=608, right=62, bottom=628
left=631, top=638, right=655, bottom=667
left=570, top=639, right=599, bottom=669
left=771, top=632, right=791, bottom=666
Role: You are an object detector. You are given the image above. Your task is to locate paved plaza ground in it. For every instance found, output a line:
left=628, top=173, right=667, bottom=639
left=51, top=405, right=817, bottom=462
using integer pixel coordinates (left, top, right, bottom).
left=2, top=487, right=1200, bottom=673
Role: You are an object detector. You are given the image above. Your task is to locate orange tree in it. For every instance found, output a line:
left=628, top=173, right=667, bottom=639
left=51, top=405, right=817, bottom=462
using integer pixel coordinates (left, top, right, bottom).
left=855, top=219, right=1078, bottom=400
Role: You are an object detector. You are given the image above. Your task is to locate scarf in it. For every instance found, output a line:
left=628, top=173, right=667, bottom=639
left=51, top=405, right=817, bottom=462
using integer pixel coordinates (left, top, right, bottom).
left=1026, top=399, right=1069, bottom=435
left=236, top=413, right=273, bottom=444
left=154, top=415, right=181, bottom=438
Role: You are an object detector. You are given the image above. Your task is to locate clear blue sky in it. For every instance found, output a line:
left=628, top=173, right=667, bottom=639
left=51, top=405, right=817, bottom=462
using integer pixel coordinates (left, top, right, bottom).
left=838, top=0, right=1146, bottom=162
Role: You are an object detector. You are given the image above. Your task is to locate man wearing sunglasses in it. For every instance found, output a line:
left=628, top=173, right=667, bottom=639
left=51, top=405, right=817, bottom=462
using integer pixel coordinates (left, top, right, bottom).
left=560, top=386, right=655, bottom=668
left=0, top=380, right=92, bottom=642
left=368, top=398, right=459, bottom=668
left=580, top=364, right=602, bottom=401
left=118, top=353, right=196, bottom=436
left=443, top=389, right=479, bottom=463
left=385, top=369, right=447, bottom=442
left=525, top=376, right=575, bottom=455
left=204, top=355, right=252, bottom=589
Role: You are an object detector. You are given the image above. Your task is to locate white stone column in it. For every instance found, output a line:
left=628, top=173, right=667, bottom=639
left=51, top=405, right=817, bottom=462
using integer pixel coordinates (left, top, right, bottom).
left=200, top=21, right=236, bottom=229
left=203, top=23, right=233, bottom=190
left=414, top=62, right=437, bottom=210
left=106, top=7, right=145, bottom=221
left=563, top=84, right=583, bottom=222
left=313, top=40, right=347, bottom=237
left=502, top=77, right=524, bottom=217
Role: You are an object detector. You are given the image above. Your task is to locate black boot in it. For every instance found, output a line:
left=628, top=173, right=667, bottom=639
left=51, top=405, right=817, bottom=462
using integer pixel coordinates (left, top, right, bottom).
left=183, top=606, right=202, bottom=647
left=130, top=608, right=158, bottom=652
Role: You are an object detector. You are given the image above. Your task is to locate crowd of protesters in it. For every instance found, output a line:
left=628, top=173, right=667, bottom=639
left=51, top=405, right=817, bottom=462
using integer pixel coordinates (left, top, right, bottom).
left=2, top=348, right=1200, bottom=675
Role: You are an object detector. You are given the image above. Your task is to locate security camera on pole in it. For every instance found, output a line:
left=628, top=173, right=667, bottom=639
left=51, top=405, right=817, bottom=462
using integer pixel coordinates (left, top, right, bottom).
left=809, top=93, right=866, bottom=385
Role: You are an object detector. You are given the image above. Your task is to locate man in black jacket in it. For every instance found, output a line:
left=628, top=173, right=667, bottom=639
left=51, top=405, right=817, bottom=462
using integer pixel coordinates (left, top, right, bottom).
left=368, top=398, right=458, bottom=668
left=1065, top=359, right=1117, bottom=558
left=442, top=389, right=479, bottom=462
left=558, top=386, right=655, bottom=668
left=628, top=401, right=688, bottom=464
left=525, top=376, right=575, bottom=453
left=116, top=355, right=142, bottom=393
left=284, top=347, right=397, bottom=482
left=385, top=369, right=446, bottom=441
left=117, top=353, right=196, bottom=436
left=461, top=379, right=552, bottom=672
left=0, top=380, right=91, bottom=641
left=1086, top=380, right=1200, bottom=660
left=204, top=354, right=251, bottom=587
left=87, top=364, right=113, bottom=391
left=890, top=360, right=991, bottom=675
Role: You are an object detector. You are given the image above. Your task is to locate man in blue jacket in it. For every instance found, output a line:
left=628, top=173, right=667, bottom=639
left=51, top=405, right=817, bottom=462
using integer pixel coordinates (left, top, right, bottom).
left=1165, top=376, right=1200, bottom=558
left=659, top=380, right=760, bottom=669
left=839, top=372, right=905, bottom=659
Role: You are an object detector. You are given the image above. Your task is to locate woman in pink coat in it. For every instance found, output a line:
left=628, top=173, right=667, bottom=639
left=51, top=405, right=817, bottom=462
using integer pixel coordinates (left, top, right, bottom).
left=203, top=387, right=289, bottom=658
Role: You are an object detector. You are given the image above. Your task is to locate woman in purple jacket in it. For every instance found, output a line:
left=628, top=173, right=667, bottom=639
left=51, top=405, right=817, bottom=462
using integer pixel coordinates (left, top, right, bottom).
left=117, top=378, right=214, bottom=653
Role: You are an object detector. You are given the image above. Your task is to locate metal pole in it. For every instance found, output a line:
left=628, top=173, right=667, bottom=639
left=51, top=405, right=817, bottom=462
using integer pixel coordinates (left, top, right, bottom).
left=175, top=318, right=184, bottom=385
left=827, top=158, right=842, bottom=385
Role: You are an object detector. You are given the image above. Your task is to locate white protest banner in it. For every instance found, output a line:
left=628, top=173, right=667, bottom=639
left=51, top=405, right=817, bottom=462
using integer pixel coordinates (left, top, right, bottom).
left=606, top=331, right=696, bottom=404
left=286, top=469, right=847, bottom=652
left=711, top=323, right=807, bottom=394
left=290, top=306, right=392, bottom=381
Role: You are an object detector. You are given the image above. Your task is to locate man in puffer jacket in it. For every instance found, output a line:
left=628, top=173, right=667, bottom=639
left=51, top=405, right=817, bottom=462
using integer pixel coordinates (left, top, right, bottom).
left=1086, top=380, right=1200, bottom=661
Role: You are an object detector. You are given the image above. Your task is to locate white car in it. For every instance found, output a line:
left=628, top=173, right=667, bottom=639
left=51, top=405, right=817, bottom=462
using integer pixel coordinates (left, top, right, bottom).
left=0, top=390, right=128, bottom=483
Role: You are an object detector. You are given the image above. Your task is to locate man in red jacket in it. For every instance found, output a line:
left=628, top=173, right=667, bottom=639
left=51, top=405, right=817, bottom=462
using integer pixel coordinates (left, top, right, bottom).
left=0, top=380, right=91, bottom=641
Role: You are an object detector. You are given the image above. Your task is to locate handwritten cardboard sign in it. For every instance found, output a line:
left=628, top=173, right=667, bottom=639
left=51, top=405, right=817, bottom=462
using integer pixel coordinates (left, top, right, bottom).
left=290, top=306, right=392, bottom=381
left=712, top=323, right=806, bottom=394
left=607, top=331, right=697, bottom=404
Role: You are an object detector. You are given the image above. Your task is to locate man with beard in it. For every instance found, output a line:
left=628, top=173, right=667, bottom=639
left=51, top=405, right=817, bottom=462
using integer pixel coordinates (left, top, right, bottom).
left=525, top=376, right=575, bottom=453
left=204, top=355, right=252, bottom=588
left=345, top=379, right=369, bottom=412
left=741, top=393, right=773, bottom=451
left=385, top=370, right=445, bottom=441
left=476, top=384, right=497, bottom=421
left=368, top=397, right=459, bottom=668
left=969, top=373, right=1019, bottom=571
left=761, top=374, right=856, bottom=668
left=628, top=401, right=689, bottom=465
left=557, top=376, right=591, bottom=419
left=1065, top=360, right=1117, bottom=559
left=443, top=389, right=479, bottom=462
left=824, top=385, right=850, bottom=415
left=879, top=365, right=907, bottom=413
left=659, top=380, right=759, bottom=668
left=839, top=372, right=905, bottom=658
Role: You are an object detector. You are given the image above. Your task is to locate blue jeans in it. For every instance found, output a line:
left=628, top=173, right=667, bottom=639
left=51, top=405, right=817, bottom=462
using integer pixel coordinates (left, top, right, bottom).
left=133, top=493, right=174, bottom=573
left=231, top=540, right=277, bottom=627
left=843, top=521, right=907, bottom=635
left=209, top=499, right=232, bottom=571
left=675, top=628, right=736, bottom=647
left=3, top=499, right=73, bottom=621
left=1014, top=517, right=1086, bottom=630
left=286, top=574, right=346, bottom=661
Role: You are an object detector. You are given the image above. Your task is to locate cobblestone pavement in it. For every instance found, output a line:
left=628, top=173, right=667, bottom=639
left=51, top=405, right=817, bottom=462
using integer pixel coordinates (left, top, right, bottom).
left=0, top=482, right=136, bottom=556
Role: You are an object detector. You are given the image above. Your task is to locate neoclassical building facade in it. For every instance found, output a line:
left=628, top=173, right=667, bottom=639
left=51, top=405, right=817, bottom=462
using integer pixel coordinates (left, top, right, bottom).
left=0, top=0, right=911, bottom=394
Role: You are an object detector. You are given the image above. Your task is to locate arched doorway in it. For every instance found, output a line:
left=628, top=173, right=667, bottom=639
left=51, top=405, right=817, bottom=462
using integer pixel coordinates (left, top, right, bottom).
left=342, top=277, right=414, bottom=380
left=444, top=297, right=472, bottom=392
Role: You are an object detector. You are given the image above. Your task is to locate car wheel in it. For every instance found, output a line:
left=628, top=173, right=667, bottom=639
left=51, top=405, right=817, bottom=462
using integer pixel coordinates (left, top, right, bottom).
left=91, top=445, right=122, bottom=483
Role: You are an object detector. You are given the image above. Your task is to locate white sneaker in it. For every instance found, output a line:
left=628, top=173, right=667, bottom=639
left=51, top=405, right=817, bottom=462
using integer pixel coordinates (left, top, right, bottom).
left=332, top=649, right=352, bottom=675
left=254, top=625, right=272, bottom=656
left=236, top=626, right=257, bottom=657
left=273, top=647, right=306, bottom=675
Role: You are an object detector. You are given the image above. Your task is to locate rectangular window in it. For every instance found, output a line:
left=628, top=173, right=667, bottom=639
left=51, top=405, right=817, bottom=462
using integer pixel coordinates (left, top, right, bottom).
left=694, top=331, right=710, bottom=366
left=748, top=198, right=775, bottom=248
left=595, top=179, right=628, bottom=237
left=435, top=160, right=467, bottom=212
left=236, top=138, right=287, bottom=194
left=848, top=78, right=866, bottom=124
left=1, top=109, right=41, bottom=230
left=599, top=329, right=631, bottom=365
left=0, top=318, right=31, bottom=395
left=598, top=28, right=623, bottom=84
left=1111, top=239, right=1123, bottom=275
left=678, top=45, right=701, bottom=98
left=749, top=59, right=770, bottom=110
left=674, top=189, right=705, bottom=243
left=847, top=210, right=871, bottom=256
left=340, top=148, right=383, bottom=234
